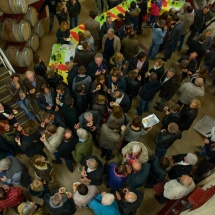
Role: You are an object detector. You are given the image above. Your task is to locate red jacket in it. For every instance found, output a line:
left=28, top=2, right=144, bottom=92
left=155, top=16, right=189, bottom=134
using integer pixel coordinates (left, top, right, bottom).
left=150, top=3, right=159, bottom=16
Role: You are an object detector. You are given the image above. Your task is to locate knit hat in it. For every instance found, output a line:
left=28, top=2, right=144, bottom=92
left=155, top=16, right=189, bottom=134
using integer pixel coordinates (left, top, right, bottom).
left=186, top=153, right=198, bottom=165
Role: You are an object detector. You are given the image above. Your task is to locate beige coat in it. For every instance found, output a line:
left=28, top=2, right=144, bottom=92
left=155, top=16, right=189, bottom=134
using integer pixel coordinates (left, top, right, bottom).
left=44, top=127, right=65, bottom=153
left=180, top=12, right=194, bottom=35
left=121, top=141, right=149, bottom=164
left=164, top=179, right=195, bottom=200
left=102, top=34, right=121, bottom=53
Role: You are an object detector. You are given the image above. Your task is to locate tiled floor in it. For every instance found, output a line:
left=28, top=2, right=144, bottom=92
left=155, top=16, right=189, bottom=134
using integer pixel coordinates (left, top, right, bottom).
left=1, top=0, right=215, bottom=214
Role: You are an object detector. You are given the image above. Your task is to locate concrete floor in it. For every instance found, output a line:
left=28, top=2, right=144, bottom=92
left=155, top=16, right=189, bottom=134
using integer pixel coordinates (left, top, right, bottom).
left=2, top=0, right=215, bottom=214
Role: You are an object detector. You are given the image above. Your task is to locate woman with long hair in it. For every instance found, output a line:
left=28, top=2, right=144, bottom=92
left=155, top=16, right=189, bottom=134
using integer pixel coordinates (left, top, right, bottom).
left=56, top=21, right=70, bottom=44
left=0, top=120, right=23, bottom=154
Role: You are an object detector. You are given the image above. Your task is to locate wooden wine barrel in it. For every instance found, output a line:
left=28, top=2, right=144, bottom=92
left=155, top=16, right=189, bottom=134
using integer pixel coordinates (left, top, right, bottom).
left=26, top=33, right=40, bottom=52
left=1, top=18, right=31, bottom=42
left=33, top=20, right=45, bottom=39
left=24, top=6, right=38, bottom=28
left=0, top=0, right=28, bottom=14
left=5, top=46, right=33, bottom=67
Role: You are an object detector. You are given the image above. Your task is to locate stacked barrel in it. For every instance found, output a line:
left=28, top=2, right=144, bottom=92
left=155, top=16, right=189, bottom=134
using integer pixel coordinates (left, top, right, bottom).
left=0, top=0, right=45, bottom=69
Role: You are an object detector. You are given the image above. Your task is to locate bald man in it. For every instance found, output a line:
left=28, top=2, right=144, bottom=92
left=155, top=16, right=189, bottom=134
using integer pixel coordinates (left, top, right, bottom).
left=116, top=188, right=144, bottom=215
left=155, top=175, right=195, bottom=204
left=126, top=160, right=150, bottom=190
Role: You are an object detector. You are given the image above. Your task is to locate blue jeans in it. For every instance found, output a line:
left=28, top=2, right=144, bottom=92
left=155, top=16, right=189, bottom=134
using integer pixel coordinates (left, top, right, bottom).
left=53, top=151, right=62, bottom=163
left=147, top=15, right=157, bottom=26
left=17, top=99, right=35, bottom=121
left=148, top=40, right=160, bottom=60
left=70, top=16, right=79, bottom=29
left=155, top=146, right=167, bottom=158
left=137, top=99, right=152, bottom=115
left=178, top=34, right=186, bottom=51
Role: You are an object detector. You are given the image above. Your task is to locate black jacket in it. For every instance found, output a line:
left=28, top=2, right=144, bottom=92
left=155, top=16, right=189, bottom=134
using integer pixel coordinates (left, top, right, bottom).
left=186, top=40, right=206, bottom=65
left=178, top=55, right=197, bottom=74
left=148, top=66, right=165, bottom=81
left=124, top=77, right=140, bottom=98
left=162, top=112, right=181, bottom=129
left=20, top=131, right=44, bottom=157
left=73, top=92, right=89, bottom=115
left=190, top=9, right=208, bottom=32
left=118, top=190, right=144, bottom=215
left=58, top=135, right=79, bottom=160
left=0, top=103, right=17, bottom=126
left=159, top=73, right=178, bottom=101
left=139, top=80, right=160, bottom=101
left=128, top=57, right=149, bottom=84
left=168, top=154, right=193, bottom=179
left=67, top=65, right=79, bottom=89
left=155, top=130, right=182, bottom=149
left=39, top=0, right=59, bottom=14
left=106, top=75, right=127, bottom=93
left=34, top=61, right=47, bottom=77
left=81, top=155, right=104, bottom=185
left=87, top=59, right=108, bottom=81
left=61, top=104, right=79, bottom=130
left=112, top=92, right=131, bottom=113
left=37, top=88, right=56, bottom=111
left=44, top=190, right=76, bottom=215
left=179, top=105, right=198, bottom=131
left=66, top=0, right=81, bottom=18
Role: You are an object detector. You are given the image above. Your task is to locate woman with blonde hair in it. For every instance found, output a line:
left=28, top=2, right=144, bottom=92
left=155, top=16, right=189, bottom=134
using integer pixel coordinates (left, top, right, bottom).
left=31, top=155, right=54, bottom=183
left=44, top=66, right=63, bottom=89
left=56, top=21, right=70, bottom=44
left=56, top=2, right=68, bottom=24
left=28, top=179, right=50, bottom=198
left=107, top=106, right=130, bottom=128
left=145, top=59, right=165, bottom=81
left=197, top=29, right=213, bottom=50
left=109, top=52, right=128, bottom=76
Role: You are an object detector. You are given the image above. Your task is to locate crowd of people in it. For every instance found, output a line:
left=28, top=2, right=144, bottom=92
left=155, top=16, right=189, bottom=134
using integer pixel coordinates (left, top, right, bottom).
left=0, top=0, right=215, bottom=214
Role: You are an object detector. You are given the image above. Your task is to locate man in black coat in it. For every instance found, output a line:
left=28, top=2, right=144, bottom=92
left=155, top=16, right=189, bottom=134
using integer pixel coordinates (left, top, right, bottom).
left=73, top=42, right=95, bottom=67
left=39, top=0, right=60, bottom=33
left=44, top=187, right=76, bottom=215
left=73, top=84, right=89, bottom=115
left=55, top=84, right=71, bottom=111
left=154, top=68, right=178, bottom=111
left=111, top=90, right=131, bottom=113
left=186, top=6, right=210, bottom=45
left=186, top=34, right=206, bottom=66
left=178, top=52, right=198, bottom=80
left=168, top=153, right=197, bottom=179
left=42, top=111, right=66, bottom=128
left=163, top=15, right=184, bottom=61
left=66, top=62, right=79, bottom=90
left=58, top=129, right=79, bottom=173
left=116, top=189, right=144, bottom=215
left=80, top=155, right=104, bottom=186
left=137, top=72, right=160, bottom=115
left=61, top=97, right=78, bottom=132
left=87, top=53, right=108, bottom=81
left=155, top=122, right=182, bottom=158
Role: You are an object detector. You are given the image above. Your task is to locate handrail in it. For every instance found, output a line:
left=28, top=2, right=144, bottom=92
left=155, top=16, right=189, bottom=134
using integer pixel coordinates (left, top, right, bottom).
left=0, top=48, right=15, bottom=75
